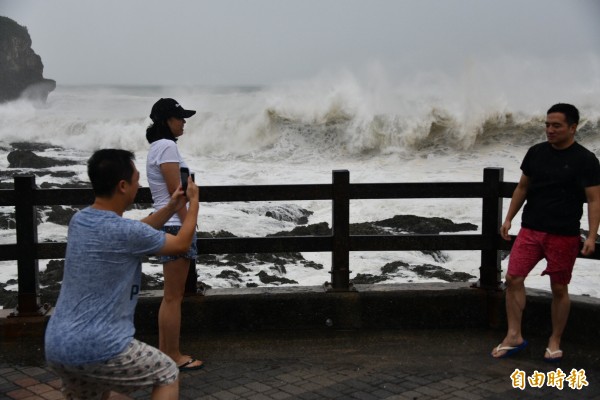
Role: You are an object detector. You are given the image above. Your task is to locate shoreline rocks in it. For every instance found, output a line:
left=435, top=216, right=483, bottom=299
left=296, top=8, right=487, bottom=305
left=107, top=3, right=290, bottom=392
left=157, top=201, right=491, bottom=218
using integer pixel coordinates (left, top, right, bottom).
left=7, top=150, right=79, bottom=169
left=0, top=16, right=56, bottom=103
left=0, top=141, right=482, bottom=307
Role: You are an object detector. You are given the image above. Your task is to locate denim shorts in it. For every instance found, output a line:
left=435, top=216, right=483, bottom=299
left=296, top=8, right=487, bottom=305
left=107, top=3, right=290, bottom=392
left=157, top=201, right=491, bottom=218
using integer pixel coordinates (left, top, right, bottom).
left=48, top=339, right=178, bottom=399
left=159, top=225, right=198, bottom=263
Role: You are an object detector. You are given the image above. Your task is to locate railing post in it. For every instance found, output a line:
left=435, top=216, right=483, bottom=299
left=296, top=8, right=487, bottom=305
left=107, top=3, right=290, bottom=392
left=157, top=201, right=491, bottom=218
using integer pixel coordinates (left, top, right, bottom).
left=12, top=175, right=44, bottom=316
left=329, top=170, right=351, bottom=291
left=478, top=168, right=504, bottom=290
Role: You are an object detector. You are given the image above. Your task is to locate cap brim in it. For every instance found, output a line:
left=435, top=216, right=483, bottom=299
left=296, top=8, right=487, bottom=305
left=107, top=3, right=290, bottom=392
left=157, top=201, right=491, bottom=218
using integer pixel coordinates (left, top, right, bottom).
left=179, top=109, right=196, bottom=118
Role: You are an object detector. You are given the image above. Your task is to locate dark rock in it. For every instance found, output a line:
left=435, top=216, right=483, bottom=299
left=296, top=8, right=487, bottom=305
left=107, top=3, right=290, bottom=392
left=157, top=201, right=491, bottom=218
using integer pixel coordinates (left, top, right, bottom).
left=43, top=171, right=79, bottom=178
left=1, top=173, right=84, bottom=190
left=381, top=261, right=410, bottom=274
left=0, top=211, right=15, bottom=230
left=197, top=230, right=236, bottom=238
left=0, top=142, right=82, bottom=183
left=39, top=181, right=90, bottom=189
left=0, top=17, right=55, bottom=103
left=44, top=205, right=81, bottom=225
left=7, top=150, right=78, bottom=168
left=302, top=261, right=323, bottom=270
left=374, top=214, right=477, bottom=234
left=255, top=252, right=300, bottom=264
left=196, top=230, right=324, bottom=276
left=223, top=253, right=257, bottom=265
left=352, top=273, right=388, bottom=284
left=349, top=219, right=452, bottom=261
left=422, top=250, right=450, bottom=263
left=10, top=142, right=61, bottom=152
left=0, top=285, right=17, bottom=309
left=197, top=254, right=219, bottom=264
left=256, top=271, right=298, bottom=285
left=379, top=260, right=475, bottom=283
left=235, top=264, right=251, bottom=273
left=410, top=264, right=475, bottom=282
left=216, top=270, right=242, bottom=281
left=35, top=260, right=65, bottom=304
left=39, top=259, right=64, bottom=285
left=1, top=169, right=80, bottom=186
left=349, top=222, right=390, bottom=235
left=261, top=205, right=313, bottom=225
left=270, top=263, right=287, bottom=274
left=268, top=222, right=331, bottom=237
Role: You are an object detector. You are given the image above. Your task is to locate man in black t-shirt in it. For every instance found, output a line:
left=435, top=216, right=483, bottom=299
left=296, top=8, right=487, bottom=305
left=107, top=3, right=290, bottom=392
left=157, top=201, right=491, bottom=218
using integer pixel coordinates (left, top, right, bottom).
left=491, top=104, right=600, bottom=362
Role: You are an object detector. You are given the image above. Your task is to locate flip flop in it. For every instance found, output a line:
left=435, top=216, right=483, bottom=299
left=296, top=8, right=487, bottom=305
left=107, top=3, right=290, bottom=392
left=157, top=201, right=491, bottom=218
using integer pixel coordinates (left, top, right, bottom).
left=178, top=358, right=204, bottom=371
left=544, top=348, right=563, bottom=363
left=492, top=339, right=528, bottom=359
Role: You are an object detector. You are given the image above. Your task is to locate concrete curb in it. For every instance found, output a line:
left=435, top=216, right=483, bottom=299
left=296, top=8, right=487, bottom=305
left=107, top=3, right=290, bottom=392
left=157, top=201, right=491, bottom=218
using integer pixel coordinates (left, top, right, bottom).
left=133, top=283, right=600, bottom=342
left=2, top=283, right=599, bottom=342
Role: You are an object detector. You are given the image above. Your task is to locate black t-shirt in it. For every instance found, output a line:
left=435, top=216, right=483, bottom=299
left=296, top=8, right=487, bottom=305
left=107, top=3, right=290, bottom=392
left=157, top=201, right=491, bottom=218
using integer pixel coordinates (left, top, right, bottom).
left=521, top=141, right=600, bottom=235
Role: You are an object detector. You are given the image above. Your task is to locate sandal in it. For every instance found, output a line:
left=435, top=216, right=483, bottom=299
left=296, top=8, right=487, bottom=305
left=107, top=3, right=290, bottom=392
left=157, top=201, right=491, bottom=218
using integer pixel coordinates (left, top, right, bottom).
left=178, top=358, right=204, bottom=371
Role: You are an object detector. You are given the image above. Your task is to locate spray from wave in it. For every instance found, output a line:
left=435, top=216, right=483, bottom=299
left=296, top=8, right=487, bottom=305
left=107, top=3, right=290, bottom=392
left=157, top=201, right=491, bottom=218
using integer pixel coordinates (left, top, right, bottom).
left=1, top=56, right=599, bottom=160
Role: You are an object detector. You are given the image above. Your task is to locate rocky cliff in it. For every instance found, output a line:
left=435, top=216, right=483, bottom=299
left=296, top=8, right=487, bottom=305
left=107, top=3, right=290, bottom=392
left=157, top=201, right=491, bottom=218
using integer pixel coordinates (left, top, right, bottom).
left=0, top=16, right=56, bottom=103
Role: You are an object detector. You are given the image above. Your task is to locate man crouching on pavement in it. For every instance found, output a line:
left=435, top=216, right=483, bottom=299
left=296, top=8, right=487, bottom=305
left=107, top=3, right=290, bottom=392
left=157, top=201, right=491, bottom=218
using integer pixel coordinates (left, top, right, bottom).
left=45, top=149, right=199, bottom=400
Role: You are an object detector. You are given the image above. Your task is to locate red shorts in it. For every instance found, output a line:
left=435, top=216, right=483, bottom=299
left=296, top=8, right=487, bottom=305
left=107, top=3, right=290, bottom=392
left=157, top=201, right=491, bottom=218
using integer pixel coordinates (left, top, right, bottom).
left=507, top=227, right=581, bottom=285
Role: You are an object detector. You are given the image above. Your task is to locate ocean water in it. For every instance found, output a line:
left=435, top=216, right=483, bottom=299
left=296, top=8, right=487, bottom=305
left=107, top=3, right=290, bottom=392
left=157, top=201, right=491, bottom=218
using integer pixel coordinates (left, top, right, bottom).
left=1, top=66, right=600, bottom=298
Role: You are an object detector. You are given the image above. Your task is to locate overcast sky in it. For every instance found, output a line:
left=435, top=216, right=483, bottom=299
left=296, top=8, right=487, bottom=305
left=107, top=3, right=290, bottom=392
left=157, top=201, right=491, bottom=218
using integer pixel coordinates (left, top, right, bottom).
left=1, top=0, right=599, bottom=86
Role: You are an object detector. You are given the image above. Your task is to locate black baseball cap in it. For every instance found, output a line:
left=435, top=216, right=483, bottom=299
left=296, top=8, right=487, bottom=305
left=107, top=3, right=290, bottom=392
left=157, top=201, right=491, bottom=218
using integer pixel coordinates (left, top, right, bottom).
left=150, top=98, right=196, bottom=122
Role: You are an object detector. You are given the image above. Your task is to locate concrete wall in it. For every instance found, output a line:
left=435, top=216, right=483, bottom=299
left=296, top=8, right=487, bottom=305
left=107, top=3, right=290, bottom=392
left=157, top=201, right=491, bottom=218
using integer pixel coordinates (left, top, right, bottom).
left=132, top=283, right=600, bottom=343
left=2, top=283, right=599, bottom=343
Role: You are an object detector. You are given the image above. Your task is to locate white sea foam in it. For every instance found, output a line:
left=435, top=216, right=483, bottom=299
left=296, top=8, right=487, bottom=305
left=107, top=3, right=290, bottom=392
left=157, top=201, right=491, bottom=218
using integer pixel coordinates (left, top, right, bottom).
left=1, top=59, right=600, bottom=297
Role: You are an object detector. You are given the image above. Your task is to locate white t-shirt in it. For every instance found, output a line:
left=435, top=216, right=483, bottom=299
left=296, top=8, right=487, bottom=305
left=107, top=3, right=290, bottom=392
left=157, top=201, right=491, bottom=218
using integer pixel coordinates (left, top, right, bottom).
left=146, top=139, right=189, bottom=226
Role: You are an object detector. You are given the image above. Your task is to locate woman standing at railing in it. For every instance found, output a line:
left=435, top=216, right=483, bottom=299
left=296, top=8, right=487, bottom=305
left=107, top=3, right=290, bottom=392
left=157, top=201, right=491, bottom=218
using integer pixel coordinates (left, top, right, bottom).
left=146, top=98, right=204, bottom=371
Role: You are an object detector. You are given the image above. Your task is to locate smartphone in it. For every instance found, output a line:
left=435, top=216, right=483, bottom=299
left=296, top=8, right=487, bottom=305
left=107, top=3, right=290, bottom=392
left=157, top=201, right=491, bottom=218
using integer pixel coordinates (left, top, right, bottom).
left=180, top=167, right=190, bottom=193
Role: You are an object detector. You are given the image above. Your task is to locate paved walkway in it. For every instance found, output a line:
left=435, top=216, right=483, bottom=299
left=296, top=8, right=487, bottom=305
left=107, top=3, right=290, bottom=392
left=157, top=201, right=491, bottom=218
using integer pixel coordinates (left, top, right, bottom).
left=1, top=328, right=599, bottom=399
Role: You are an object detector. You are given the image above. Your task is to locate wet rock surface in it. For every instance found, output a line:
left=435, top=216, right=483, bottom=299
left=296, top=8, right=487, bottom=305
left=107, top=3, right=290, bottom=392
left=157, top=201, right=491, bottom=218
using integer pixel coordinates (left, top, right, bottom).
left=0, top=16, right=56, bottom=103
left=7, top=150, right=79, bottom=169
left=374, top=215, right=478, bottom=234
left=1, top=142, right=86, bottom=188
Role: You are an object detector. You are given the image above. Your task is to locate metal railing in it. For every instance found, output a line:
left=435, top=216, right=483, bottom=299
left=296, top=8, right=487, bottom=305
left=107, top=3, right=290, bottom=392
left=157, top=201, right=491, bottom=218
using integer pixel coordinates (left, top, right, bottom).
left=2, top=168, right=598, bottom=317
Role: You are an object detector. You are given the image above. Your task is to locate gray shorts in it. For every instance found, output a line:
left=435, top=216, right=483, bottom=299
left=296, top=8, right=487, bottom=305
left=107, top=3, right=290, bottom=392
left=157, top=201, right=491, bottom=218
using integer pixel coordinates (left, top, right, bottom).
left=48, top=339, right=178, bottom=399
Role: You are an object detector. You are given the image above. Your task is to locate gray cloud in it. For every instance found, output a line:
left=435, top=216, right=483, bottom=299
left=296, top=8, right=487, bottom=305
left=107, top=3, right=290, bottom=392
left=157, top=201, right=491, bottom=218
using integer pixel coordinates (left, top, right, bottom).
left=1, top=0, right=599, bottom=85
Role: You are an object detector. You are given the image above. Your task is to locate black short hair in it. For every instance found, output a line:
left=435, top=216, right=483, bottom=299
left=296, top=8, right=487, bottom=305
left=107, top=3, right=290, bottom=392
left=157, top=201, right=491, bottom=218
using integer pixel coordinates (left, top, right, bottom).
left=87, top=149, right=135, bottom=197
left=547, top=103, right=579, bottom=126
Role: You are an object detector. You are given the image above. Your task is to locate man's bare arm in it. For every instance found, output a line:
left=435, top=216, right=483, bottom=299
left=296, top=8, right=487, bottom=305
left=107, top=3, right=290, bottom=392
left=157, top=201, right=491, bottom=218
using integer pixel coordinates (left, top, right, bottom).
left=500, top=174, right=529, bottom=241
left=582, top=185, right=600, bottom=256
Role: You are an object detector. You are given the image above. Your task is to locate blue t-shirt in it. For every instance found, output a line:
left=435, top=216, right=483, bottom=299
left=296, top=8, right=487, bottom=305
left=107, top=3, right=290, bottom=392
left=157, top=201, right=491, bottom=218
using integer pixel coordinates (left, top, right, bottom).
left=45, top=207, right=165, bottom=365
